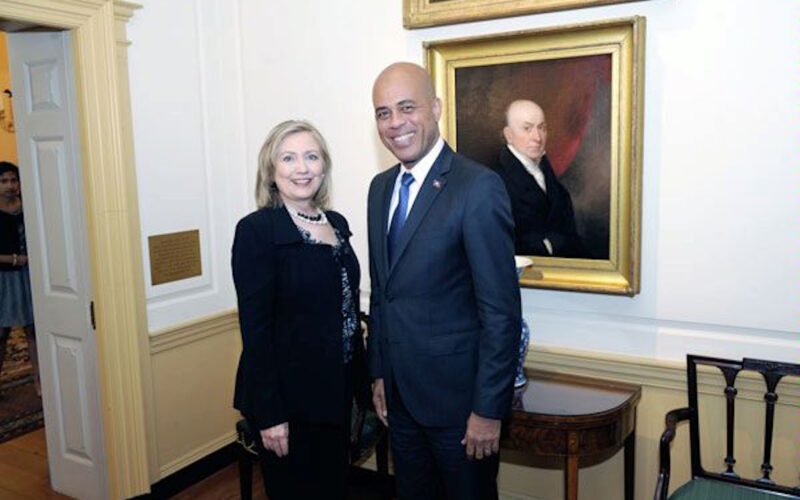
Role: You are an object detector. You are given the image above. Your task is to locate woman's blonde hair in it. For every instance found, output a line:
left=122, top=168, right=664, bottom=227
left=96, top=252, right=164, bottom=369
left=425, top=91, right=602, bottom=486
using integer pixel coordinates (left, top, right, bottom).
left=255, top=120, right=332, bottom=209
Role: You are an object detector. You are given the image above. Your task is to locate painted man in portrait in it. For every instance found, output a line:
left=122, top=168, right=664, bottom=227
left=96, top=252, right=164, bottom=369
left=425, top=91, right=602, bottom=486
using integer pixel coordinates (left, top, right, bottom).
left=492, top=99, right=585, bottom=258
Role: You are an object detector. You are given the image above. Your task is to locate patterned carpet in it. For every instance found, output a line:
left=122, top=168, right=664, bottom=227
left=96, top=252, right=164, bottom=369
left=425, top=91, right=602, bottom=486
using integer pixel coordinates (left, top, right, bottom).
left=0, top=327, right=43, bottom=444
left=1, top=327, right=33, bottom=382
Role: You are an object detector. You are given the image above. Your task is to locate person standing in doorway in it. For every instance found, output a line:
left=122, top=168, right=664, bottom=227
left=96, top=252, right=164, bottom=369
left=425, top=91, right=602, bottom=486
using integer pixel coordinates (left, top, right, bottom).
left=0, top=161, right=40, bottom=396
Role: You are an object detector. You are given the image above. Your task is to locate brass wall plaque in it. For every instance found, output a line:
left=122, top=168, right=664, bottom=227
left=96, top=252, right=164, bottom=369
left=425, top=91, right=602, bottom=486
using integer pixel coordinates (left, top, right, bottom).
left=148, top=230, right=202, bottom=285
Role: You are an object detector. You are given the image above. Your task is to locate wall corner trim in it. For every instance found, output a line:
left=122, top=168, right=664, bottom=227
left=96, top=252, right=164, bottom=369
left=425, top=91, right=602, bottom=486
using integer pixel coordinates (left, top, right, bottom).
left=0, top=0, right=152, bottom=497
left=528, top=345, right=800, bottom=406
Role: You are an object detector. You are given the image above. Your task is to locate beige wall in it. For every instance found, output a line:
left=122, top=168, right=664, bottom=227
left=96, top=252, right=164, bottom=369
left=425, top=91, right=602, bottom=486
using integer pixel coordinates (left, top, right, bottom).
left=147, top=312, right=241, bottom=478
left=146, top=313, right=800, bottom=498
left=0, top=32, right=17, bottom=163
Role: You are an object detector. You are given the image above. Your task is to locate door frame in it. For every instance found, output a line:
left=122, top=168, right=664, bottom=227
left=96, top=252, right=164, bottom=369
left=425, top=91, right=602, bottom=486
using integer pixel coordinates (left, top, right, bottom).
left=0, top=1, right=149, bottom=497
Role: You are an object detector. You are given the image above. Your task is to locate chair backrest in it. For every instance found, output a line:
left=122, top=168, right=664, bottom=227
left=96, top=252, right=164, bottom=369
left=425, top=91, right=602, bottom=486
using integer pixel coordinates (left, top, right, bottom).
left=686, top=355, right=800, bottom=496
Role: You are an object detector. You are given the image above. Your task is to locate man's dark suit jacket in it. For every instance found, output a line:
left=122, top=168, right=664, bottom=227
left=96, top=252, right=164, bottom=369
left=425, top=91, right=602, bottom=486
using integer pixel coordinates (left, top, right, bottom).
left=232, top=206, right=366, bottom=430
left=367, top=143, right=521, bottom=427
left=493, top=147, right=584, bottom=257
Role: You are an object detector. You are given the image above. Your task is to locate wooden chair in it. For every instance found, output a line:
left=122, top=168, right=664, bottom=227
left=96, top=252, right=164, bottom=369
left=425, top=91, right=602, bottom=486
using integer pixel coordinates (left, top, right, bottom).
left=655, top=355, right=800, bottom=500
left=235, top=418, right=260, bottom=500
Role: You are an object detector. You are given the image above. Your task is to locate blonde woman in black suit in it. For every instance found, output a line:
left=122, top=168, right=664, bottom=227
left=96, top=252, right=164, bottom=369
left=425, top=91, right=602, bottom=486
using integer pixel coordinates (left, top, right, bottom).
left=232, top=120, right=367, bottom=499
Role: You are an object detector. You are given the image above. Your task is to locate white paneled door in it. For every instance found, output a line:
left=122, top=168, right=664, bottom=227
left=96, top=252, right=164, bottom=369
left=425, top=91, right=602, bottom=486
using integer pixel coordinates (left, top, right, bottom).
left=8, top=32, right=107, bottom=499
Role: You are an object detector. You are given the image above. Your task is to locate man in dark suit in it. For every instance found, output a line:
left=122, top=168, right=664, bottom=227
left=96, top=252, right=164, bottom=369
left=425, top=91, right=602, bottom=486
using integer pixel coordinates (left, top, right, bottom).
left=494, top=99, right=584, bottom=257
left=366, top=62, right=521, bottom=499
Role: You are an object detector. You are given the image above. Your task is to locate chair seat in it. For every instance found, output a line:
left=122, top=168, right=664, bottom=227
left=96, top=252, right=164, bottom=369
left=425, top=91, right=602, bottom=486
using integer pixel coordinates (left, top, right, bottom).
left=671, top=478, right=793, bottom=500
left=352, top=409, right=384, bottom=461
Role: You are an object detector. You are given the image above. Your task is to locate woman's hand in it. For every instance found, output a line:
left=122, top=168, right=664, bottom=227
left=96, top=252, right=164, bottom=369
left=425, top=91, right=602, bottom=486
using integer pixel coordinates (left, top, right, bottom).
left=260, top=422, right=289, bottom=457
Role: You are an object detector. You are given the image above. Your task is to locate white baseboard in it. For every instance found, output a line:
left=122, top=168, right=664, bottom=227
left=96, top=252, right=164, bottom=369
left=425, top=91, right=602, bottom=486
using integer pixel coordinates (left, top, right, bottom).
left=158, top=431, right=236, bottom=478
left=499, top=490, right=543, bottom=500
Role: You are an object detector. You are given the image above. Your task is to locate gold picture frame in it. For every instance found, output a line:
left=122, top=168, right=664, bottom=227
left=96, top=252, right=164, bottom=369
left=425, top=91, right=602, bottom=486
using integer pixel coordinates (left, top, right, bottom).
left=426, top=17, right=644, bottom=295
left=404, top=0, right=642, bottom=29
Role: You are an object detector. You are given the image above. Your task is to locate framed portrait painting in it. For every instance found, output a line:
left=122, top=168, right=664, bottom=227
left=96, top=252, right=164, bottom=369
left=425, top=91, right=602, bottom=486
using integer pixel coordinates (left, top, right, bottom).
left=425, top=17, right=645, bottom=295
left=404, top=0, right=643, bottom=29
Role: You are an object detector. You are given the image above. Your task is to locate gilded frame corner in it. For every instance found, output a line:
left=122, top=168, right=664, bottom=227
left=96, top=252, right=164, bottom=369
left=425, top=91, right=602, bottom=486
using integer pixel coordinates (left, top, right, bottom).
left=404, top=0, right=642, bottom=29
left=426, top=16, right=645, bottom=295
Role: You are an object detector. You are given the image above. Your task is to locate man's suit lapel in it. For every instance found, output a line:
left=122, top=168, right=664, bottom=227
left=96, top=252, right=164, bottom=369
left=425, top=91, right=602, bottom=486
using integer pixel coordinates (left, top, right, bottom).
left=388, top=145, right=452, bottom=275
left=380, top=166, right=399, bottom=276
left=540, top=156, right=566, bottom=220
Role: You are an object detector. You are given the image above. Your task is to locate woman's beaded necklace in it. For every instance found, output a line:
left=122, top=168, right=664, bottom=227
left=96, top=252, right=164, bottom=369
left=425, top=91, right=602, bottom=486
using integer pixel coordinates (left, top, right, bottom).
left=286, top=205, right=328, bottom=225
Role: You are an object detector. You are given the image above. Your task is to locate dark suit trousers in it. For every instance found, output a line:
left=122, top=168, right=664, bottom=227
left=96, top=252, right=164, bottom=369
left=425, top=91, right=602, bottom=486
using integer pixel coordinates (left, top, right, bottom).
left=251, top=363, right=355, bottom=500
left=255, top=419, right=349, bottom=500
left=389, top=378, right=500, bottom=500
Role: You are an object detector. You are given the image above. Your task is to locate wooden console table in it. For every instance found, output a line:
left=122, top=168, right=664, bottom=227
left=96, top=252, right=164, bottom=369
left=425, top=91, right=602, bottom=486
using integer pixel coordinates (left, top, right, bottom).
left=502, top=369, right=642, bottom=500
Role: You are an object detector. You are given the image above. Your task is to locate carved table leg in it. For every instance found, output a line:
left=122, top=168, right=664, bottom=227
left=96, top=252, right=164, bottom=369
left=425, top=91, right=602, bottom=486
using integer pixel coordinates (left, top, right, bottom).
left=563, top=429, right=580, bottom=500
left=564, top=454, right=579, bottom=500
left=624, top=429, right=636, bottom=500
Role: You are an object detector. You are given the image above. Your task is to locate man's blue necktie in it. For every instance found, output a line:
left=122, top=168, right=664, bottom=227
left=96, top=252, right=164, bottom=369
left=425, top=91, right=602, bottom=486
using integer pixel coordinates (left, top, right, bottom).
left=387, top=172, right=414, bottom=265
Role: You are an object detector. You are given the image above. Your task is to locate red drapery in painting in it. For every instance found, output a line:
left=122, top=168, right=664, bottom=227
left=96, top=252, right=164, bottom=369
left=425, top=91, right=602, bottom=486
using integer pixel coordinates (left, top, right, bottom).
left=455, top=54, right=611, bottom=177
left=511, top=56, right=611, bottom=177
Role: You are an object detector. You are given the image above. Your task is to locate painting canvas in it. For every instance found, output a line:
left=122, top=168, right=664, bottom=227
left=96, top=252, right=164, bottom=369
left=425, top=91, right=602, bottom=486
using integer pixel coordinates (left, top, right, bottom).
left=455, top=54, right=612, bottom=260
left=426, top=17, right=645, bottom=295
